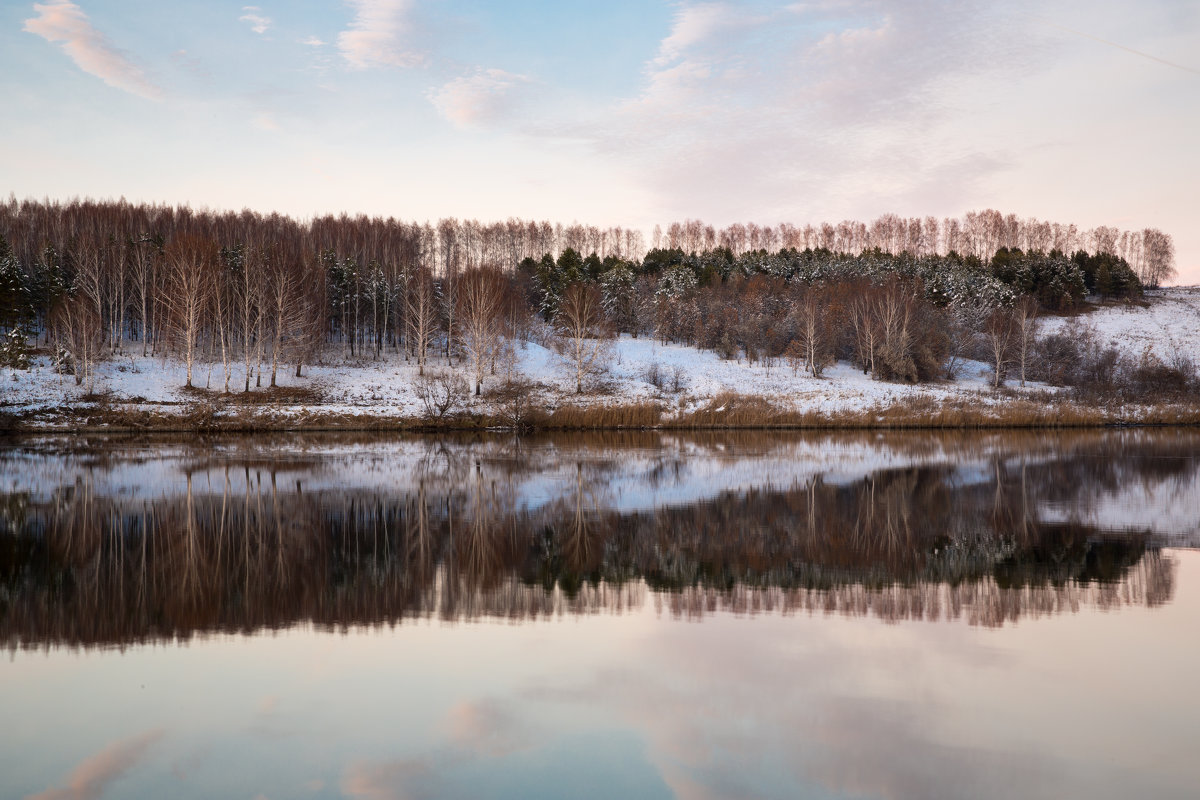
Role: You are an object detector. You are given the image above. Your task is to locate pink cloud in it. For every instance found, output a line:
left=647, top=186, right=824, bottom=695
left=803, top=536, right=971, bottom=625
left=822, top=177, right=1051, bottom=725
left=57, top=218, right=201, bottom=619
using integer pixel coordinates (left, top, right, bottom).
left=23, top=1, right=163, bottom=101
left=428, top=69, right=532, bottom=128
left=337, top=0, right=423, bottom=69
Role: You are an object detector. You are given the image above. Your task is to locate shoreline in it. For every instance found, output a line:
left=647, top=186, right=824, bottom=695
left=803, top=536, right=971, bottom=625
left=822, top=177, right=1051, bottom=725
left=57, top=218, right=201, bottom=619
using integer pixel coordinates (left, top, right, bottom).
left=5, top=395, right=1199, bottom=434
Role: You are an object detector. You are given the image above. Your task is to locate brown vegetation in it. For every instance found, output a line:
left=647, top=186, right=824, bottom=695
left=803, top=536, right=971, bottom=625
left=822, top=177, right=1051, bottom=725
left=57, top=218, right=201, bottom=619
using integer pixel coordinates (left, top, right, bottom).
left=0, top=199, right=1191, bottom=433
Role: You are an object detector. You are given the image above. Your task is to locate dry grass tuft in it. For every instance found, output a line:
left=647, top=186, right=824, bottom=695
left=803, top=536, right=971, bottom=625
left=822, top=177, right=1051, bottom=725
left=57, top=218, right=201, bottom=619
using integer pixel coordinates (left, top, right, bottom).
left=543, top=401, right=664, bottom=429
left=672, top=392, right=1200, bottom=430
left=677, top=393, right=786, bottom=427
left=226, top=384, right=325, bottom=405
left=178, top=384, right=325, bottom=405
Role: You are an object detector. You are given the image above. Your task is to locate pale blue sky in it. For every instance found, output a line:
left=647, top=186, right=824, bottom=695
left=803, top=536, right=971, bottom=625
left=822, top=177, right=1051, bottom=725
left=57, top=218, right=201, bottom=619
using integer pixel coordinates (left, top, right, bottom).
left=2, top=1, right=1198, bottom=280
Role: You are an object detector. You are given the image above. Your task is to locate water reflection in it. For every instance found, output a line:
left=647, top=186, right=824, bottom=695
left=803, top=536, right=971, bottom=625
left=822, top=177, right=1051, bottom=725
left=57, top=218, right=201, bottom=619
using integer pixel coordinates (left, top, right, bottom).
left=1, top=430, right=1195, bottom=648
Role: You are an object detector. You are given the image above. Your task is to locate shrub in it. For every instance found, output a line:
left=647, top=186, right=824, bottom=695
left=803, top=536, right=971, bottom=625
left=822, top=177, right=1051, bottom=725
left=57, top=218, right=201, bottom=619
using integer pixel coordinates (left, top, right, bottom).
left=415, top=370, right=468, bottom=420
left=643, top=361, right=666, bottom=390
left=670, top=365, right=688, bottom=393
left=1031, top=322, right=1197, bottom=402
left=1129, top=349, right=1194, bottom=398
left=489, top=377, right=541, bottom=431
left=1031, top=330, right=1080, bottom=386
left=181, top=397, right=226, bottom=432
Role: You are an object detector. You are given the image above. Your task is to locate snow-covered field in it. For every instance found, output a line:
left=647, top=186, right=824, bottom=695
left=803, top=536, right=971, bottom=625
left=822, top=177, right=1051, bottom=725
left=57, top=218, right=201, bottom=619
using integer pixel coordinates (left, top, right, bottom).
left=0, top=337, right=1019, bottom=420
left=1, top=287, right=1197, bottom=423
left=1041, top=286, right=1200, bottom=363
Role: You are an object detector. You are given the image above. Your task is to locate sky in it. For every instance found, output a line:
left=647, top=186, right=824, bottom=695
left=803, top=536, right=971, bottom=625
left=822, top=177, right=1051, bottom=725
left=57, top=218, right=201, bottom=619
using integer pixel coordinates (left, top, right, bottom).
left=1, top=0, right=1198, bottom=282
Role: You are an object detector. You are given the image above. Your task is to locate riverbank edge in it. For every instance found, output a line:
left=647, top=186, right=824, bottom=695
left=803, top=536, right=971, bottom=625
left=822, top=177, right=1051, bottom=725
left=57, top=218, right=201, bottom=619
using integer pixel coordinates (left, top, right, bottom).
left=4, top=394, right=1199, bottom=434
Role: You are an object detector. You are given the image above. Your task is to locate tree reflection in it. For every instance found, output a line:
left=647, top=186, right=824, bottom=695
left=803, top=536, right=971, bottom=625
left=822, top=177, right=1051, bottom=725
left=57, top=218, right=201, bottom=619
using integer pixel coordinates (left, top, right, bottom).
left=0, top=430, right=1193, bottom=649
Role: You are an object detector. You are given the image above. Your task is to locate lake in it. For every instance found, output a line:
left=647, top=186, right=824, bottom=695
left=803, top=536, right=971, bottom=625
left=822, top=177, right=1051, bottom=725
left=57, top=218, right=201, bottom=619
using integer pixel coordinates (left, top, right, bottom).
left=2, top=430, right=1198, bottom=799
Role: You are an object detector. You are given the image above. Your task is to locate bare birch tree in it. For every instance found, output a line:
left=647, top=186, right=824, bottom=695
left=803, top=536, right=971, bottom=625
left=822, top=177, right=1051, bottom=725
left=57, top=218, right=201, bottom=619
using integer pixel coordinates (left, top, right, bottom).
left=128, top=235, right=159, bottom=356
left=233, top=244, right=262, bottom=392
left=1142, top=228, right=1176, bottom=288
left=985, top=307, right=1016, bottom=389
left=554, top=282, right=611, bottom=394
left=50, top=295, right=104, bottom=388
left=792, top=286, right=832, bottom=377
left=877, top=279, right=916, bottom=381
left=263, top=246, right=309, bottom=388
left=164, top=235, right=216, bottom=388
left=406, top=267, right=437, bottom=376
left=1012, top=294, right=1039, bottom=388
left=849, top=291, right=878, bottom=376
left=209, top=251, right=234, bottom=392
left=457, top=267, right=505, bottom=395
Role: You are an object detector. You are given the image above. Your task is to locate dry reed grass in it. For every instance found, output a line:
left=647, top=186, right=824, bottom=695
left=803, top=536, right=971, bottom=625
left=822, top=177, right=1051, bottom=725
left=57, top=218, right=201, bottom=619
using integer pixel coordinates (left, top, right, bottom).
left=672, top=392, right=1200, bottom=430
left=179, top=384, right=325, bottom=405
left=10, top=388, right=1200, bottom=433
left=542, top=401, right=664, bottom=429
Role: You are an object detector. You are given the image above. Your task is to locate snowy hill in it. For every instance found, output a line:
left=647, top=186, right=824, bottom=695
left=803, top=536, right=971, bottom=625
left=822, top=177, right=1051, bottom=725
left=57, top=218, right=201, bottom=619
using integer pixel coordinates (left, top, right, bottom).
left=1040, top=287, right=1200, bottom=363
left=1, top=288, right=1197, bottom=427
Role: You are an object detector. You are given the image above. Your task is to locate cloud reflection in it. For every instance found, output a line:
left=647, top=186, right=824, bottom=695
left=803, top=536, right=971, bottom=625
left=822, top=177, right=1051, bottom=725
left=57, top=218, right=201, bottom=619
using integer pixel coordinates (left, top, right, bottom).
left=444, top=699, right=528, bottom=757
left=26, top=728, right=165, bottom=800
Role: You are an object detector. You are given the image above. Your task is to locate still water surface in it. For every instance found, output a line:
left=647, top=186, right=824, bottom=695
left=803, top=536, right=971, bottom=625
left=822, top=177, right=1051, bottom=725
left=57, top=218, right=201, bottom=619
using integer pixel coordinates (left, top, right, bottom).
left=2, top=430, right=1198, bottom=799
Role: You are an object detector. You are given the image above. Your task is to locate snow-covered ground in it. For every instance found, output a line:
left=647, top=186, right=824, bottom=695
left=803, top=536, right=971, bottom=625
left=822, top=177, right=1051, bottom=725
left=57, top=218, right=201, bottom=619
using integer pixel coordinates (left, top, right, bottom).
left=531, top=333, right=1016, bottom=416
left=1041, top=286, right=1200, bottom=363
left=1, top=287, right=1196, bottom=422
left=0, top=339, right=1022, bottom=420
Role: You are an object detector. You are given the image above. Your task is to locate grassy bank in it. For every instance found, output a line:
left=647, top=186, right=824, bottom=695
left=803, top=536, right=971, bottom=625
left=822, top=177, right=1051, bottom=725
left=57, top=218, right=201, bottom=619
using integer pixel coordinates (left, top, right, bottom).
left=5, top=391, right=1200, bottom=434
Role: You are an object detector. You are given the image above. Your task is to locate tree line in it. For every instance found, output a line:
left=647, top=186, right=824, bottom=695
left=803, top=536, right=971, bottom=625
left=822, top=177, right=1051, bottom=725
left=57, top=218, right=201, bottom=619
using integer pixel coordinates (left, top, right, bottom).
left=649, top=210, right=1175, bottom=287
left=523, top=242, right=1157, bottom=390
left=0, top=197, right=1179, bottom=395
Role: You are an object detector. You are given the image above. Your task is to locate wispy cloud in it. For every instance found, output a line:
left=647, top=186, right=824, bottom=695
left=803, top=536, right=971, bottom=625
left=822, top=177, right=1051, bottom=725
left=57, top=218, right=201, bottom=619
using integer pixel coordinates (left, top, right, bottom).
left=337, top=0, right=422, bottom=69
left=300, top=36, right=326, bottom=47
left=653, top=2, right=760, bottom=66
left=239, top=6, right=271, bottom=35
left=544, top=0, right=1032, bottom=222
left=429, top=68, right=532, bottom=128
left=1042, top=20, right=1200, bottom=75
left=23, top=0, right=164, bottom=100
left=26, top=729, right=165, bottom=800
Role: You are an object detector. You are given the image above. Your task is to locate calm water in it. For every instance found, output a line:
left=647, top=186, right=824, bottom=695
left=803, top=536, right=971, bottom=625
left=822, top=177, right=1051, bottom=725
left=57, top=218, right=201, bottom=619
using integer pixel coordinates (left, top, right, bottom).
left=2, top=430, right=1199, bottom=799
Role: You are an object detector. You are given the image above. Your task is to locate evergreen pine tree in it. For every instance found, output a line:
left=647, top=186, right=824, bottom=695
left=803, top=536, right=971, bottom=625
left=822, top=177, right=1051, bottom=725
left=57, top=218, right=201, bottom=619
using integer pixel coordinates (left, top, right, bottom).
left=0, top=234, right=32, bottom=331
